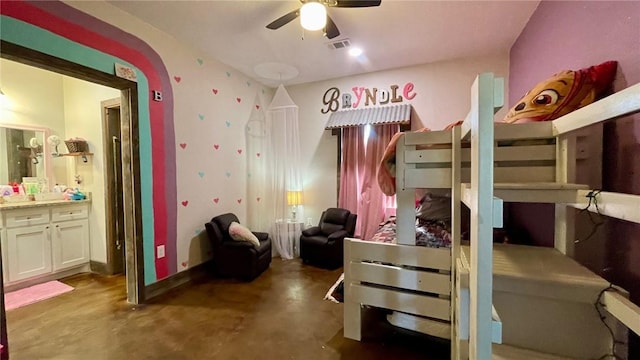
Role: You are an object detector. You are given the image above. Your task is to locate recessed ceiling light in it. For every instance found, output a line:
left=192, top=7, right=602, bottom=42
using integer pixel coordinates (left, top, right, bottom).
left=348, top=47, right=363, bottom=57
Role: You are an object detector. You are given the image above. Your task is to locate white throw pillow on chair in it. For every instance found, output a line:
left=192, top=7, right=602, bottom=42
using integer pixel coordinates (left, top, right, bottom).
left=228, top=221, right=260, bottom=248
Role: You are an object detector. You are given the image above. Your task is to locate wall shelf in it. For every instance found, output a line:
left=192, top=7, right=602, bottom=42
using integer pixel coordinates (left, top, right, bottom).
left=60, top=152, right=93, bottom=157
left=53, top=152, right=93, bottom=162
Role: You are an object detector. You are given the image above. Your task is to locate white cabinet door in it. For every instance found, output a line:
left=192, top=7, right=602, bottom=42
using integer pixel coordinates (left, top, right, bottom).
left=6, top=225, right=52, bottom=282
left=52, top=219, right=89, bottom=271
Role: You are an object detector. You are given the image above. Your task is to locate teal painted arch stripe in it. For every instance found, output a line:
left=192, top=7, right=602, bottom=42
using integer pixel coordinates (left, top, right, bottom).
left=0, top=15, right=157, bottom=283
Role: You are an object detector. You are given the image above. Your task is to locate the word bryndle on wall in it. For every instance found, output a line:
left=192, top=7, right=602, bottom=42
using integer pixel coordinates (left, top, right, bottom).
left=321, top=82, right=416, bottom=114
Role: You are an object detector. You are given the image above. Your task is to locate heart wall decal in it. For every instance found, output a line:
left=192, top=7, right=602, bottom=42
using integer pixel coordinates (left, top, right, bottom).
left=181, top=200, right=189, bottom=207
left=174, top=76, right=181, bottom=83
left=213, top=198, right=219, bottom=204
left=212, top=88, right=218, bottom=95
left=179, top=143, right=187, bottom=149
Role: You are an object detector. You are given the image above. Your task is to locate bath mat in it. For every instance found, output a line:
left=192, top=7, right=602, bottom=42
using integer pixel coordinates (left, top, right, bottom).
left=4, top=280, right=74, bottom=311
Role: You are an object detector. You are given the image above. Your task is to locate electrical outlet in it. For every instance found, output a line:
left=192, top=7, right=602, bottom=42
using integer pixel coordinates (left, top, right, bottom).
left=157, top=245, right=165, bottom=259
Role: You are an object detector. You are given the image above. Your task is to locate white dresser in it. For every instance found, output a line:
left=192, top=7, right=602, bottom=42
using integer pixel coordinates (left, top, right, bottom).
left=0, top=199, right=90, bottom=290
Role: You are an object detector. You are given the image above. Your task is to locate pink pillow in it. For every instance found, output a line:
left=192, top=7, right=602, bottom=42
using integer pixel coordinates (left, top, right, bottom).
left=228, top=221, right=260, bottom=248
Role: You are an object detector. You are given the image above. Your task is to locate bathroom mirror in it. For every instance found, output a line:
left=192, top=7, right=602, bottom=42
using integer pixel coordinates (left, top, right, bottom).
left=0, top=124, right=50, bottom=186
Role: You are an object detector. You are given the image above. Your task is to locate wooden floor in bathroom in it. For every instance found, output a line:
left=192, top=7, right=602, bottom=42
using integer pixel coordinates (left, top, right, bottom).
left=5, top=258, right=450, bottom=360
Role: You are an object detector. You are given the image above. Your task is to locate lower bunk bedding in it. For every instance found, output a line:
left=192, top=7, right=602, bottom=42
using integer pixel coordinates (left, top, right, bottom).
left=324, top=191, right=453, bottom=304
left=324, top=191, right=530, bottom=305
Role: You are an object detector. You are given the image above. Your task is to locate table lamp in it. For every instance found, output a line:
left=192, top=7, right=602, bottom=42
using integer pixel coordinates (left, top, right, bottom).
left=287, top=190, right=303, bottom=221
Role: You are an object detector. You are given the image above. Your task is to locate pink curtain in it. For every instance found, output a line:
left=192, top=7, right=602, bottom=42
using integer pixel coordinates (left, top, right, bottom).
left=338, top=126, right=365, bottom=236
left=339, top=124, right=399, bottom=239
left=358, top=124, right=399, bottom=240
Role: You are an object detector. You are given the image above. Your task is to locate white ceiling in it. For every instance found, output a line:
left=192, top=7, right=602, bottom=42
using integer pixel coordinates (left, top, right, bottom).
left=108, top=0, right=540, bottom=88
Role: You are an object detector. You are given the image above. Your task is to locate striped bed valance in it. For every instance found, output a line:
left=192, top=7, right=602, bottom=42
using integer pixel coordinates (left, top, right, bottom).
left=325, top=104, right=411, bottom=129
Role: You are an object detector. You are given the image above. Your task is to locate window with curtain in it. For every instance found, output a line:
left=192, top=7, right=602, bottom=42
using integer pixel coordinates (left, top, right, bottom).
left=338, top=123, right=399, bottom=239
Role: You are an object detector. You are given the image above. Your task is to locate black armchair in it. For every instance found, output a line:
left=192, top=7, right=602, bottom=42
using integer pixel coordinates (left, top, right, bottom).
left=300, top=208, right=357, bottom=269
left=204, top=213, right=272, bottom=280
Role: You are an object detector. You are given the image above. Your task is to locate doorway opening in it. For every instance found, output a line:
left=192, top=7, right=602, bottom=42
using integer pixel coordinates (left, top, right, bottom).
left=0, top=40, right=145, bottom=305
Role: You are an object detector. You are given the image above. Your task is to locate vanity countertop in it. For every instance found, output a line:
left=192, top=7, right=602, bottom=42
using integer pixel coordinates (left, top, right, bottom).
left=0, top=198, right=91, bottom=211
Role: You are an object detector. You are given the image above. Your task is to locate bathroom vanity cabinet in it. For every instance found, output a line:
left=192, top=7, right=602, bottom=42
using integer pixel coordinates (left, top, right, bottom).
left=0, top=200, right=90, bottom=289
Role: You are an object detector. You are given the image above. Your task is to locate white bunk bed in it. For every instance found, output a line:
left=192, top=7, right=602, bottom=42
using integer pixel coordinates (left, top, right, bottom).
left=343, top=72, right=640, bottom=359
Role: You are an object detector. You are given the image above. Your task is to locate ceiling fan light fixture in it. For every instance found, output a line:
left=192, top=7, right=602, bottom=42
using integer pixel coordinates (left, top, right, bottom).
left=300, top=2, right=327, bottom=31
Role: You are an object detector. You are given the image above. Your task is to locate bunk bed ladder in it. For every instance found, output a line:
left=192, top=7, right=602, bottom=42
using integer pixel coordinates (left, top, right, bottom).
left=451, top=123, right=463, bottom=359
left=458, top=73, right=505, bottom=360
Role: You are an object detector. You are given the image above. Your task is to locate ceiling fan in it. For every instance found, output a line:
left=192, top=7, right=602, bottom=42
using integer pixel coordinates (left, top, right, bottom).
left=266, top=0, right=382, bottom=40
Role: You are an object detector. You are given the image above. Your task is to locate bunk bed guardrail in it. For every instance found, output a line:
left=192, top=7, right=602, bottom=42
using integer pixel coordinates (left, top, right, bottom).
left=344, top=73, right=640, bottom=360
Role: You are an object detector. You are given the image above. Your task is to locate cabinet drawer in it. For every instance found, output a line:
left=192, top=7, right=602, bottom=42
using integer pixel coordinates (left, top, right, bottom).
left=52, top=204, right=89, bottom=222
left=4, top=208, right=50, bottom=228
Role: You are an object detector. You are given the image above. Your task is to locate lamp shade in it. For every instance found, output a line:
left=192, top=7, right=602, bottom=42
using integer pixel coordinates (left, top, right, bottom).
left=300, top=2, right=326, bottom=31
left=287, top=191, right=303, bottom=206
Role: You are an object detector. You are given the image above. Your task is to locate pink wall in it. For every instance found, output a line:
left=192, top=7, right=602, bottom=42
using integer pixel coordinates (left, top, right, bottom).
left=508, top=1, right=640, bottom=354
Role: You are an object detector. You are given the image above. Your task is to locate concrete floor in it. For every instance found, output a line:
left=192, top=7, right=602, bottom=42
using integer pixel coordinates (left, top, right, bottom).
left=5, top=258, right=449, bottom=360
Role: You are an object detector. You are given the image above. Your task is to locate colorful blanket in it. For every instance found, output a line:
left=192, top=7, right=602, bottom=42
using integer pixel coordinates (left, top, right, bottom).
left=370, top=216, right=451, bottom=249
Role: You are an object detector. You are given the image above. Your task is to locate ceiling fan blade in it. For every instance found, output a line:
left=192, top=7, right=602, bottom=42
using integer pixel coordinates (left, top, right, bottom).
left=325, top=15, right=340, bottom=39
left=333, top=0, right=381, bottom=8
left=266, top=9, right=300, bottom=30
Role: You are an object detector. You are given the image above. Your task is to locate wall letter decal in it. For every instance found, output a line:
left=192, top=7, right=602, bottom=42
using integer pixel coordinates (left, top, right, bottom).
left=379, top=89, right=390, bottom=104
left=403, top=82, right=417, bottom=100
left=342, top=93, right=352, bottom=109
left=390, top=85, right=403, bottom=103
left=364, top=88, right=377, bottom=106
left=322, top=87, right=340, bottom=114
left=351, top=86, right=365, bottom=108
